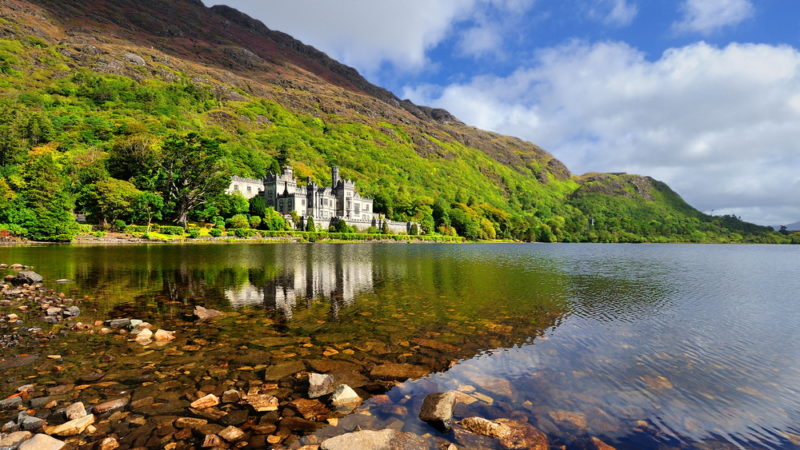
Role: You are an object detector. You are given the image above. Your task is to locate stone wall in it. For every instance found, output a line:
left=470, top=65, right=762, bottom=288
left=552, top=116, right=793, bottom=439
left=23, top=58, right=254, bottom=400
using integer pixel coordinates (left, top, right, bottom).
left=317, top=217, right=417, bottom=234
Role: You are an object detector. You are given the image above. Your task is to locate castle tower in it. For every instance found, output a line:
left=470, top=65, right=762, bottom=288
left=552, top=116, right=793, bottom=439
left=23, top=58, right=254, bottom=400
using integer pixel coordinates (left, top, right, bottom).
left=331, top=166, right=340, bottom=188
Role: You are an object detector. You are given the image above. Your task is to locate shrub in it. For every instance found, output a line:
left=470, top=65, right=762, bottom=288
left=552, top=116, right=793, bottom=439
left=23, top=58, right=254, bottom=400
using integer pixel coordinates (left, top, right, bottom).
left=160, top=225, right=185, bottom=235
left=226, top=214, right=249, bottom=229
left=209, top=228, right=222, bottom=237
left=213, top=215, right=225, bottom=229
left=187, top=227, right=201, bottom=239
left=249, top=215, right=261, bottom=229
left=112, top=219, right=126, bottom=232
left=233, top=228, right=257, bottom=238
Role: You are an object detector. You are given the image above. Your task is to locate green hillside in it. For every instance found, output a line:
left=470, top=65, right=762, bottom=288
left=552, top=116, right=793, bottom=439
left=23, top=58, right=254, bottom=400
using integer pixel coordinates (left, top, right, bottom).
left=0, top=0, right=792, bottom=244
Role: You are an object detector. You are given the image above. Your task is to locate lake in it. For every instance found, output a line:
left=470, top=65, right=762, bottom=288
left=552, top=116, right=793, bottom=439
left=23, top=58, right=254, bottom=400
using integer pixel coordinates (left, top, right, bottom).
left=1, top=243, right=798, bottom=449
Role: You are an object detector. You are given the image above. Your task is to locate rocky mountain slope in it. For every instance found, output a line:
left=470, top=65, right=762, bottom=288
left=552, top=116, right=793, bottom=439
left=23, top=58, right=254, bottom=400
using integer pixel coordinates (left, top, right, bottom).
left=0, top=0, right=782, bottom=242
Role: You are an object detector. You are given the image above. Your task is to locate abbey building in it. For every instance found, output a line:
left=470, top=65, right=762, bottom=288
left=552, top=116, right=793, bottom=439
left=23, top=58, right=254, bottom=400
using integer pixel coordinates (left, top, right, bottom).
left=227, top=166, right=412, bottom=233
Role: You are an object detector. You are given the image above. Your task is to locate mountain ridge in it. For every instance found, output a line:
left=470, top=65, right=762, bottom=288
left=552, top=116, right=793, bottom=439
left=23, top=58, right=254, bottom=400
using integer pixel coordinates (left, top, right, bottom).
left=0, top=0, right=788, bottom=243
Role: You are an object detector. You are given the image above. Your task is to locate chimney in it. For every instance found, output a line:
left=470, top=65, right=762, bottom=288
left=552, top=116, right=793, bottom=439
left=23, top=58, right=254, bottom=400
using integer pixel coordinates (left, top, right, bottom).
left=332, top=166, right=340, bottom=187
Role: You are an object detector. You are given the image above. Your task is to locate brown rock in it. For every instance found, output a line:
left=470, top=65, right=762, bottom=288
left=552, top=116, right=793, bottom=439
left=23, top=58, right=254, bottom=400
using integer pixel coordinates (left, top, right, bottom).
left=308, top=373, right=335, bottom=398
left=219, top=425, right=245, bottom=442
left=547, top=410, right=587, bottom=429
left=194, top=305, right=224, bottom=321
left=190, top=394, right=220, bottom=410
left=459, top=417, right=548, bottom=450
left=289, top=398, right=330, bottom=420
left=245, top=393, right=278, bottom=412
left=202, top=433, right=225, bottom=447
left=18, top=434, right=65, bottom=450
left=93, top=397, right=129, bottom=414
left=65, top=402, right=87, bottom=420
left=98, top=437, right=120, bottom=450
left=221, top=389, right=241, bottom=403
left=154, top=329, right=176, bottom=342
left=0, top=432, right=33, bottom=448
left=265, top=360, right=306, bottom=381
left=370, top=363, right=430, bottom=380
left=175, top=417, right=208, bottom=429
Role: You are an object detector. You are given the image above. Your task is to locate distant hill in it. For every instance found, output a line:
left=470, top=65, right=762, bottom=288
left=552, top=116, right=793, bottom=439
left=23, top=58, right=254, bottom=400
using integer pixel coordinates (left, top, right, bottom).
left=780, top=221, right=800, bottom=232
left=0, top=0, right=783, bottom=243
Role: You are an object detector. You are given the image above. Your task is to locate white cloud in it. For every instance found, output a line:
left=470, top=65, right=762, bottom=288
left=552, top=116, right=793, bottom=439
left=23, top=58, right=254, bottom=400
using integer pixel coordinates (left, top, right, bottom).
left=404, top=41, right=800, bottom=224
left=590, top=0, right=638, bottom=27
left=202, top=0, right=535, bottom=75
left=673, top=0, right=754, bottom=35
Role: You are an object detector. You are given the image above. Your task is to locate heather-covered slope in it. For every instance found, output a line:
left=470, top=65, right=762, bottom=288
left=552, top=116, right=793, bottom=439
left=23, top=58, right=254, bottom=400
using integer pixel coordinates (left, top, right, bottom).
left=0, top=0, right=788, bottom=242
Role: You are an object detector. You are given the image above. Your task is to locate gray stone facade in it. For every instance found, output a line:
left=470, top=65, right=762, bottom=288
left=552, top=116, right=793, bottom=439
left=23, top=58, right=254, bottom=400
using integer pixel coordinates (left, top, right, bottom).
left=227, top=166, right=418, bottom=233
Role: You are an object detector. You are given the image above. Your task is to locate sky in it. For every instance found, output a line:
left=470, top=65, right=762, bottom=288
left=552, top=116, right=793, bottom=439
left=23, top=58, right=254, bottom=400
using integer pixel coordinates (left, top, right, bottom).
left=202, top=0, right=800, bottom=226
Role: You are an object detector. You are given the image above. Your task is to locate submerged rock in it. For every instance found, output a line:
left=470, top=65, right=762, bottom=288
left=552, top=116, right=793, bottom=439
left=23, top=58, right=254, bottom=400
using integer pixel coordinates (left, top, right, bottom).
left=370, top=363, right=430, bottom=380
left=308, top=373, right=335, bottom=398
left=194, top=305, right=224, bottom=321
left=97, top=437, right=119, bottom=450
left=154, top=329, right=176, bottom=342
left=65, top=402, right=87, bottom=420
left=44, top=414, right=94, bottom=436
left=0, top=431, right=32, bottom=448
left=190, top=394, right=220, bottom=410
left=289, top=398, right=330, bottom=421
left=219, top=425, right=245, bottom=442
left=459, top=417, right=548, bottom=449
left=419, top=391, right=457, bottom=431
left=93, top=397, right=129, bottom=414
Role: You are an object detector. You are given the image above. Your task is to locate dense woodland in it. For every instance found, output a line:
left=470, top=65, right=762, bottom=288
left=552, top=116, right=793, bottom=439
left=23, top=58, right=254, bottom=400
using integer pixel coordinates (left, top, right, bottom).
left=0, top=32, right=796, bottom=244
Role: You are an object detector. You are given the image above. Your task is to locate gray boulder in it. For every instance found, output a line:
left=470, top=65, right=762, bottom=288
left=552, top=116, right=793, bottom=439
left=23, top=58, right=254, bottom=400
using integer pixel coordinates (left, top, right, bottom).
left=418, top=391, right=457, bottom=431
left=12, top=271, right=42, bottom=285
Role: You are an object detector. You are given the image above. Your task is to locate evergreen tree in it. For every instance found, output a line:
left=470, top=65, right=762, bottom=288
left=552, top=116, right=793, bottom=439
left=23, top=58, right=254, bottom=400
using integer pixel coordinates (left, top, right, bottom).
left=381, top=220, right=390, bottom=234
left=20, top=146, right=79, bottom=241
left=306, top=215, right=316, bottom=232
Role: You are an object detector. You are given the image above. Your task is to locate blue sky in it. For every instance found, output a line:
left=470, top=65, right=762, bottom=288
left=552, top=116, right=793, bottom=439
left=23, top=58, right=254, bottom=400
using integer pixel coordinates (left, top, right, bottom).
left=203, top=0, right=800, bottom=226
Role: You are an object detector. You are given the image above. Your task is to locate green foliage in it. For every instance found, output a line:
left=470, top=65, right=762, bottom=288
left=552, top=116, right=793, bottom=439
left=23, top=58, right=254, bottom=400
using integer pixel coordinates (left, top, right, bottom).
left=226, top=214, right=249, bottom=229
left=187, top=227, right=201, bottom=239
left=305, top=215, right=316, bottom=232
left=209, top=227, right=222, bottom=237
left=18, top=146, right=78, bottom=241
left=157, top=133, right=229, bottom=226
left=409, top=223, right=419, bottom=236
left=160, top=225, right=184, bottom=235
left=0, top=33, right=784, bottom=243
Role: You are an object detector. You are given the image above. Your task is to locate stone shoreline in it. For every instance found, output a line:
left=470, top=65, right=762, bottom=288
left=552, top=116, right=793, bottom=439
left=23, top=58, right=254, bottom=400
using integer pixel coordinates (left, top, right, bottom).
left=0, top=263, right=607, bottom=450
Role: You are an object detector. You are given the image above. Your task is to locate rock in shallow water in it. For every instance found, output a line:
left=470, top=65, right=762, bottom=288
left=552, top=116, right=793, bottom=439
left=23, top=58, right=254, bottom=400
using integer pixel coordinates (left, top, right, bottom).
left=18, top=433, right=65, bottom=450
left=320, top=429, right=435, bottom=450
left=418, top=391, right=457, bottom=431
left=459, top=417, right=548, bottom=450
left=65, top=402, right=87, bottom=420
left=194, top=305, right=224, bottom=321
left=308, top=373, right=335, bottom=398
left=190, top=394, right=220, bottom=410
left=44, top=414, right=94, bottom=436
left=13, top=271, right=43, bottom=285
left=0, top=431, right=32, bottom=448
left=330, top=384, right=362, bottom=409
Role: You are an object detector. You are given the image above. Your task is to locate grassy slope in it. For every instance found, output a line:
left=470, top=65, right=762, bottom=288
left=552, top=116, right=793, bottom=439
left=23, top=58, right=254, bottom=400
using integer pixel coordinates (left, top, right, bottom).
left=0, top=0, right=786, bottom=243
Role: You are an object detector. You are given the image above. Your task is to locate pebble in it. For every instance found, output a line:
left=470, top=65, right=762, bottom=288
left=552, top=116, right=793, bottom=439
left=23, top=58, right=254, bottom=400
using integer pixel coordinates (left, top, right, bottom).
left=190, top=393, right=220, bottom=410
left=19, top=433, right=65, bottom=450
left=44, top=413, right=94, bottom=436
left=219, top=425, right=245, bottom=442
left=308, top=373, right=335, bottom=398
left=93, top=397, right=129, bottom=414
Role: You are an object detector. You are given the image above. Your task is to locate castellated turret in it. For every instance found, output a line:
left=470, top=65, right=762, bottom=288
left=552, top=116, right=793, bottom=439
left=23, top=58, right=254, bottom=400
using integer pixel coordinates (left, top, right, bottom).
left=331, top=166, right=340, bottom=187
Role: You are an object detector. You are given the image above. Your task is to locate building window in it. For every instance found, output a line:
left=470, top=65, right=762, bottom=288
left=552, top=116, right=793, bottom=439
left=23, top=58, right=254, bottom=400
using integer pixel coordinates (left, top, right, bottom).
left=355, top=203, right=360, bottom=214
left=247, top=186, right=252, bottom=193
left=234, top=185, right=239, bottom=191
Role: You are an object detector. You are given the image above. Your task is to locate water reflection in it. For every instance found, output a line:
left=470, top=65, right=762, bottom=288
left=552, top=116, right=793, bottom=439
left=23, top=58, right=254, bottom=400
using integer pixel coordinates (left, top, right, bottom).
left=225, top=246, right=375, bottom=318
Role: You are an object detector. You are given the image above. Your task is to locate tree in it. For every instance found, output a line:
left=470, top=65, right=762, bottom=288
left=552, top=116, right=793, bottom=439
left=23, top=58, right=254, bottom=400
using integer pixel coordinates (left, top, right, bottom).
left=381, top=220, right=390, bottom=235
left=263, top=207, right=287, bottom=231
left=107, top=135, right=160, bottom=190
left=89, top=178, right=142, bottom=225
left=409, top=223, right=419, bottom=236
left=249, top=195, right=267, bottom=217
left=19, top=146, right=79, bottom=241
left=131, top=192, right=164, bottom=232
left=214, top=192, right=249, bottom=217
left=249, top=215, right=261, bottom=229
left=157, top=133, right=229, bottom=227
left=306, top=216, right=316, bottom=232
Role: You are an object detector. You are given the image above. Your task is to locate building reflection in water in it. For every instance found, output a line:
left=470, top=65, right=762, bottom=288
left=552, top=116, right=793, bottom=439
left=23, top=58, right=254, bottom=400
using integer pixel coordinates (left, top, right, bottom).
left=224, top=245, right=375, bottom=319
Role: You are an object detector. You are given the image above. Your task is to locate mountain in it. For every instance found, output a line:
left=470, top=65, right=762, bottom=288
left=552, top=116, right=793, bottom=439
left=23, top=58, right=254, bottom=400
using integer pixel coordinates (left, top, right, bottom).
left=781, top=221, right=800, bottom=232
left=0, top=0, right=783, bottom=242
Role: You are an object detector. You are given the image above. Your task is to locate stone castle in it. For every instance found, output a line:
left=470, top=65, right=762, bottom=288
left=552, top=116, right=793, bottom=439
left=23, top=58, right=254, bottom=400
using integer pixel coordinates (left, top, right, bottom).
left=227, top=166, right=415, bottom=233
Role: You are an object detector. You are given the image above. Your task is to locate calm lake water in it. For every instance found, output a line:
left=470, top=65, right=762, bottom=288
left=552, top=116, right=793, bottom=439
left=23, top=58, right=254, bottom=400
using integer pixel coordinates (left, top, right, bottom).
left=1, top=243, right=799, bottom=449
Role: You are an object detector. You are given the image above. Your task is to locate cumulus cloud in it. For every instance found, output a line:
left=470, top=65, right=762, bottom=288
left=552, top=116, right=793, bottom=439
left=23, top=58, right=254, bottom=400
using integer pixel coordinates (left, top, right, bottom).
left=589, top=0, right=638, bottom=27
left=673, top=0, right=754, bottom=35
left=404, top=41, right=800, bottom=224
left=202, top=0, right=535, bottom=74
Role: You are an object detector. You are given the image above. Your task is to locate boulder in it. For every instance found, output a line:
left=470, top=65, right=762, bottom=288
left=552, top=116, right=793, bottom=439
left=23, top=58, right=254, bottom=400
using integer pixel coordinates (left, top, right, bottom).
left=122, top=52, right=146, bottom=66
left=0, top=396, right=22, bottom=410
left=320, top=429, right=433, bottom=450
left=154, top=329, right=176, bottom=342
left=106, top=318, right=130, bottom=329
left=18, top=415, right=45, bottom=431
left=308, top=373, right=335, bottom=398
left=13, top=271, right=42, bottom=285
left=418, top=392, right=457, bottom=431
left=20, top=434, right=65, bottom=450
left=0, top=431, right=32, bottom=448
left=221, top=390, right=241, bottom=403
left=194, top=305, right=223, bottom=321
left=63, top=306, right=80, bottom=317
